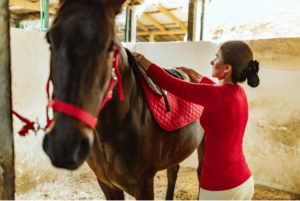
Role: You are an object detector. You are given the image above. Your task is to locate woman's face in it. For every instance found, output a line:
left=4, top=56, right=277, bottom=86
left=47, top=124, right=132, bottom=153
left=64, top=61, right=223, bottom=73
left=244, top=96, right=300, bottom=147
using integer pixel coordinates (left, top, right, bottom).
left=210, top=49, right=229, bottom=79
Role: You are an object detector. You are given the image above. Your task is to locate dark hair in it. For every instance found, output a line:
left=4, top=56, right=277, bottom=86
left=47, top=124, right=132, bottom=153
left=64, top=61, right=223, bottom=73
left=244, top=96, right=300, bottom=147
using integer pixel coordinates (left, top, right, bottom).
left=220, top=41, right=260, bottom=87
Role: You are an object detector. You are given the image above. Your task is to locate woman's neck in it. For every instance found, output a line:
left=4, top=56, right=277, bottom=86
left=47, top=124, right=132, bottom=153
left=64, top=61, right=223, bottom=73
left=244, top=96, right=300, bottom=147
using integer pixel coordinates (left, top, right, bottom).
left=218, top=78, right=235, bottom=86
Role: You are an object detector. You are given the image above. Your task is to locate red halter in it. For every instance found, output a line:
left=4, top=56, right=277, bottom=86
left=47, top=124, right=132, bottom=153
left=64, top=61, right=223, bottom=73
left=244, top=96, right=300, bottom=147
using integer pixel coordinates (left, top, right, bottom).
left=45, top=47, right=124, bottom=129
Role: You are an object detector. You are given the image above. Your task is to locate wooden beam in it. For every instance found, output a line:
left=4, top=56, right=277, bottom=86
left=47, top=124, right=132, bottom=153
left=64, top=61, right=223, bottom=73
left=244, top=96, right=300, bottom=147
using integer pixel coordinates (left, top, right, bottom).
left=0, top=0, right=15, bottom=199
left=136, top=21, right=166, bottom=42
left=138, top=29, right=186, bottom=36
left=144, top=22, right=188, bottom=28
left=136, top=21, right=149, bottom=32
left=154, top=35, right=167, bottom=42
left=200, top=0, right=205, bottom=41
left=138, top=36, right=149, bottom=42
left=187, top=0, right=198, bottom=41
left=145, top=8, right=177, bottom=14
left=10, top=13, right=21, bottom=20
left=9, top=0, right=56, bottom=14
left=149, top=33, right=155, bottom=42
left=156, top=6, right=187, bottom=31
left=141, top=12, right=184, bottom=41
left=141, top=13, right=165, bottom=31
left=118, top=29, right=187, bottom=37
left=169, top=34, right=182, bottom=41
left=125, top=6, right=132, bottom=42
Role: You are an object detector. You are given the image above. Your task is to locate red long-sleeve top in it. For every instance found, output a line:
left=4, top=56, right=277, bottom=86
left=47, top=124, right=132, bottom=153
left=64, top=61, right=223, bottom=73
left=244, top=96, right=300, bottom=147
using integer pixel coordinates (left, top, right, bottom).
left=147, top=63, right=252, bottom=191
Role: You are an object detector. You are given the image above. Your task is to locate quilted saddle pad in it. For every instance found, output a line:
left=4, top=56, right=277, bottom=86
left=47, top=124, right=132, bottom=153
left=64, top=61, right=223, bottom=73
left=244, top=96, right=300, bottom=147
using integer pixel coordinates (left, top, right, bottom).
left=138, top=74, right=204, bottom=131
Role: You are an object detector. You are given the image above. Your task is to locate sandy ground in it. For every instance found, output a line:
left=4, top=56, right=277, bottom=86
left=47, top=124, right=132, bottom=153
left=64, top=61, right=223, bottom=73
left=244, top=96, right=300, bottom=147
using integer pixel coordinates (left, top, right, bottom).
left=15, top=166, right=300, bottom=200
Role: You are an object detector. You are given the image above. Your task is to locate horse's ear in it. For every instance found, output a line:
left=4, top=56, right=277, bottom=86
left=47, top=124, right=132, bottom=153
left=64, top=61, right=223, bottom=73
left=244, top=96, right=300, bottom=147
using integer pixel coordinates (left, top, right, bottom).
left=107, top=0, right=126, bottom=15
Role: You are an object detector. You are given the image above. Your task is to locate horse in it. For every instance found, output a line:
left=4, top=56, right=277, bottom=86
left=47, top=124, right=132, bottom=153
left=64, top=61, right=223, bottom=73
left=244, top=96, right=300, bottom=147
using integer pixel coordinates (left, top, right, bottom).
left=42, top=0, right=205, bottom=199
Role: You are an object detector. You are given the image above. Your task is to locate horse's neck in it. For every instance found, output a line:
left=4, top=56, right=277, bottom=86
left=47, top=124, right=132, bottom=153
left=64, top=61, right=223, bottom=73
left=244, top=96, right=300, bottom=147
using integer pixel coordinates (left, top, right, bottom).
left=99, top=50, right=140, bottom=121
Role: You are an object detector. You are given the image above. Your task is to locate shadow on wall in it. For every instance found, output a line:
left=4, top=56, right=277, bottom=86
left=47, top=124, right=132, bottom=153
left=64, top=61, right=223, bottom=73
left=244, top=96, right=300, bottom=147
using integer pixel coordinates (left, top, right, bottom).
left=242, top=42, right=300, bottom=192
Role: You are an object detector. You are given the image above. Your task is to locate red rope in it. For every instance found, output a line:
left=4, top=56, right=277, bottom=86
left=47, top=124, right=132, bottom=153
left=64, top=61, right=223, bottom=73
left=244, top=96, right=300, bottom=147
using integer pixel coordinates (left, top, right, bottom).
left=12, top=111, right=35, bottom=136
left=114, top=47, right=124, bottom=100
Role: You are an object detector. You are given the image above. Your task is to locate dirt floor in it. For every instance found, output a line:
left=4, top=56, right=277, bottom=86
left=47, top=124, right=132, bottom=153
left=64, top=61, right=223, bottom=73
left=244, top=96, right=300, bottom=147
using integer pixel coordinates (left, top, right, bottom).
left=16, top=166, right=300, bottom=200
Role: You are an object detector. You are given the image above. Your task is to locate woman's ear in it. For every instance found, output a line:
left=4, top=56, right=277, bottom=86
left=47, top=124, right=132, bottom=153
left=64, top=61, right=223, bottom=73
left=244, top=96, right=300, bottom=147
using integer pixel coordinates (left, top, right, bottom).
left=107, top=0, right=126, bottom=15
left=224, top=64, right=232, bottom=73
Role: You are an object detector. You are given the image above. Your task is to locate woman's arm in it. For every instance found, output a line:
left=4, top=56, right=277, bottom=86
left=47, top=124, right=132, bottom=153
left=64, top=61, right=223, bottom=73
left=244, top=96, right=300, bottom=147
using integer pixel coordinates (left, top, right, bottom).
left=148, top=63, right=223, bottom=110
left=132, top=53, right=223, bottom=110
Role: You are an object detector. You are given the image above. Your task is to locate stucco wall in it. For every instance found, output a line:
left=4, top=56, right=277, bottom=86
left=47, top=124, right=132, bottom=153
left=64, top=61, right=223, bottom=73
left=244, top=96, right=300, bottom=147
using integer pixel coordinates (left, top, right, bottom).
left=126, top=38, right=300, bottom=193
left=10, top=28, right=90, bottom=195
left=11, top=27, right=300, bottom=193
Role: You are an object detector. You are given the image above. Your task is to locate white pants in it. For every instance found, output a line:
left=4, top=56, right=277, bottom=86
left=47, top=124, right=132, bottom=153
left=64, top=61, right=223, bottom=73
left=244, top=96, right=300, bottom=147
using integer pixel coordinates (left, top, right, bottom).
left=199, top=176, right=254, bottom=200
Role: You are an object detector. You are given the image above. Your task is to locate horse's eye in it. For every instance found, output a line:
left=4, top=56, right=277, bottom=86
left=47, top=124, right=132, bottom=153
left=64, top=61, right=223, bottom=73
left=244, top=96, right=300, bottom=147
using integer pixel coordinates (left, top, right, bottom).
left=108, top=43, right=115, bottom=52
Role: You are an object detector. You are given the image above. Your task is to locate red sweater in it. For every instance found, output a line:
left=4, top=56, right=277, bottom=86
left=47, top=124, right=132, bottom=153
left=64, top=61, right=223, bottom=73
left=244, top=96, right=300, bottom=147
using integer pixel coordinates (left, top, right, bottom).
left=147, top=63, right=252, bottom=191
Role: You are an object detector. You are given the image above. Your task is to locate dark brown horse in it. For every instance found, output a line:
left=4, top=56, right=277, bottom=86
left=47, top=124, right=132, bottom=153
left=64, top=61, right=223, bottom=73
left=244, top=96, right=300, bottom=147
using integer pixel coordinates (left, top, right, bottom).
left=43, top=0, right=205, bottom=199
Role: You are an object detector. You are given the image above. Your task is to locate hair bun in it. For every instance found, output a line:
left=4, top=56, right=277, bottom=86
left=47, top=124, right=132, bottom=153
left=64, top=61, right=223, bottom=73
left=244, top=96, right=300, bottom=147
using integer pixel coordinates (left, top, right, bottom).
left=248, top=60, right=259, bottom=73
left=247, top=60, right=260, bottom=87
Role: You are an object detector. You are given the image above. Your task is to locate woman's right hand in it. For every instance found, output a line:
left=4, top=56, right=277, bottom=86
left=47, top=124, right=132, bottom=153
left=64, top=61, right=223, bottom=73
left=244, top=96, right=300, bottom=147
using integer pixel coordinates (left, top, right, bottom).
left=175, top=67, right=204, bottom=83
left=132, top=52, right=152, bottom=71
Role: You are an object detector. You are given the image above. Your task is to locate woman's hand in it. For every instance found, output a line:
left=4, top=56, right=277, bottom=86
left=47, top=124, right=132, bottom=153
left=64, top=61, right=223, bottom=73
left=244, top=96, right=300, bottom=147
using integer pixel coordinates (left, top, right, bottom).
left=175, top=67, right=204, bottom=83
left=132, top=52, right=152, bottom=71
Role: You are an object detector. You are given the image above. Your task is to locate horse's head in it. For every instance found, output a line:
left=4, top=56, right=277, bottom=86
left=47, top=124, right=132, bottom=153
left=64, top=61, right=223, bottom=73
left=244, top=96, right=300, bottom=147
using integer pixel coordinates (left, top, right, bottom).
left=43, top=0, right=125, bottom=170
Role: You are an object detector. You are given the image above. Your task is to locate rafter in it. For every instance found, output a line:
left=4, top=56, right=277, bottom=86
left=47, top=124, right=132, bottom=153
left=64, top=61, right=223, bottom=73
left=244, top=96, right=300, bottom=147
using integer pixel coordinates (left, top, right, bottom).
left=136, top=21, right=149, bottom=32
left=9, top=0, right=56, bottom=14
left=138, top=36, right=149, bottom=42
left=136, top=21, right=166, bottom=42
left=140, top=12, right=184, bottom=42
left=156, top=6, right=187, bottom=31
left=145, top=22, right=188, bottom=28
left=137, top=29, right=186, bottom=36
left=145, top=8, right=177, bottom=14
left=117, top=29, right=186, bottom=37
left=10, top=12, right=22, bottom=20
left=169, top=34, right=182, bottom=41
left=141, top=13, right=165, bottom=31
left=154, top=35, right=167, bottom=42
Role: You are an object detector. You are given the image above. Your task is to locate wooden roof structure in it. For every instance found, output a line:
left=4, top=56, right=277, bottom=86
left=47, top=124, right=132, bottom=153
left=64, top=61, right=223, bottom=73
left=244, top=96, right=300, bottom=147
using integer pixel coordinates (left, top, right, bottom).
left=9, top=0, right=201, bottom=42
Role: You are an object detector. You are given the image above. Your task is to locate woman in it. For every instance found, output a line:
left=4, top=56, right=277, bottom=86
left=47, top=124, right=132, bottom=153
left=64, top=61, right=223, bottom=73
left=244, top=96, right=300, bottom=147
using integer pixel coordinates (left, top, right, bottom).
left=132, top=41, right=259, bottom=200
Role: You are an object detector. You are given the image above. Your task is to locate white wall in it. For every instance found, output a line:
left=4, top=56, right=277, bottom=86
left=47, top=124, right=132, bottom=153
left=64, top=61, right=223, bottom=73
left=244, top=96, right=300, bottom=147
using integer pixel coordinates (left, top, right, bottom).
left=11, top=27, right=300, bottom=193
left=126, top=38, right=300, bottom=193
left=11, top=28, right=90, bottom=195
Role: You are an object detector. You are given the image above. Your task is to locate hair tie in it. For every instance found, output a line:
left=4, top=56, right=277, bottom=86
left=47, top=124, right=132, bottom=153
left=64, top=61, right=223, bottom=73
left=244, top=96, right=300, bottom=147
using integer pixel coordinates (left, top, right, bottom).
left=248, top=60, right=259, bottom=74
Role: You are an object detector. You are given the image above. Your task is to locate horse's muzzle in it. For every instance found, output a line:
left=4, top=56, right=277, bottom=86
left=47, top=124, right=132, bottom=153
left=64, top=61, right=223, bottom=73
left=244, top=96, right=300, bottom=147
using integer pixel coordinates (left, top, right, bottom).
left=43, top=130, right=90, bottom=170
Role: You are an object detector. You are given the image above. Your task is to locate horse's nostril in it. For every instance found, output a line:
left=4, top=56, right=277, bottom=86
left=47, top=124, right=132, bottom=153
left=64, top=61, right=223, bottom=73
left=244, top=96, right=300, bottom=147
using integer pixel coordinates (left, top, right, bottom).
left=77, top=137, right=90, bottom=161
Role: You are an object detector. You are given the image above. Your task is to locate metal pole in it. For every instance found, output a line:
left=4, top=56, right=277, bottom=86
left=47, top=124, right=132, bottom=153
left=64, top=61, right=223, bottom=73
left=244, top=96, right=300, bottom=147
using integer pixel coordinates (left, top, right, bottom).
left=43, top=0, right=49, bottom=31
left=200, top=0, right=205, bottom=41
left=0, top=0, right=15, bottom=199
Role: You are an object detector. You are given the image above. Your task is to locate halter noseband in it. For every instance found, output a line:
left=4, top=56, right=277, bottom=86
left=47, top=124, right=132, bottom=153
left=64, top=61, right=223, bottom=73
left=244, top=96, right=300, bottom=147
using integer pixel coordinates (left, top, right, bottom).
left=46, top=47, right=124, bottom=129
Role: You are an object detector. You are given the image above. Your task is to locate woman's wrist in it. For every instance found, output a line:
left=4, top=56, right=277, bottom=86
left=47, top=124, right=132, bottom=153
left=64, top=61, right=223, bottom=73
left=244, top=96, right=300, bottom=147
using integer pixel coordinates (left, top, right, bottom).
left=138, top=56, right=152, bottom=72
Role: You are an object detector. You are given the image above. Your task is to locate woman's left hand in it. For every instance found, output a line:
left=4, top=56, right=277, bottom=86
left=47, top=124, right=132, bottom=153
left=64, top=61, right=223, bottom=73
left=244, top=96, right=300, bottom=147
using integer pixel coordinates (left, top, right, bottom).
left=175, top=67, right=204, bottom=83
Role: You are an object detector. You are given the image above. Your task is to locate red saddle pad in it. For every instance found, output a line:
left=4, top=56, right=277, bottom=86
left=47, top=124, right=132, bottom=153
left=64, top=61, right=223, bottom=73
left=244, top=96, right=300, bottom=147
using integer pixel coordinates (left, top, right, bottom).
left=139, top=75, right=204, bottom=131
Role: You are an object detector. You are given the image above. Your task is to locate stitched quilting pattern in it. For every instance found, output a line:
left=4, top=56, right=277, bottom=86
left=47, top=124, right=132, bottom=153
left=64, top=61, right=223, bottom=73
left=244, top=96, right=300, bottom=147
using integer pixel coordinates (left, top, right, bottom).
left=139, top=75, right=204, bottom=131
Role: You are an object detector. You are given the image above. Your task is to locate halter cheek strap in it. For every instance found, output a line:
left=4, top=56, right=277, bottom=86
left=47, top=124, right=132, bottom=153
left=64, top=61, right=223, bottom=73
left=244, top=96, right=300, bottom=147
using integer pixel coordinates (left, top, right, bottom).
left=46, top=47, right=124, bottom=129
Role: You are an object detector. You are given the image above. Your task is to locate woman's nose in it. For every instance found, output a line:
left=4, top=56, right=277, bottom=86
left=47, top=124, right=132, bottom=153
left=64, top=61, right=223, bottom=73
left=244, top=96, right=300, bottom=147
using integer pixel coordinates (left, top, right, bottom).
left=210, top=60, right=214, bottom=65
